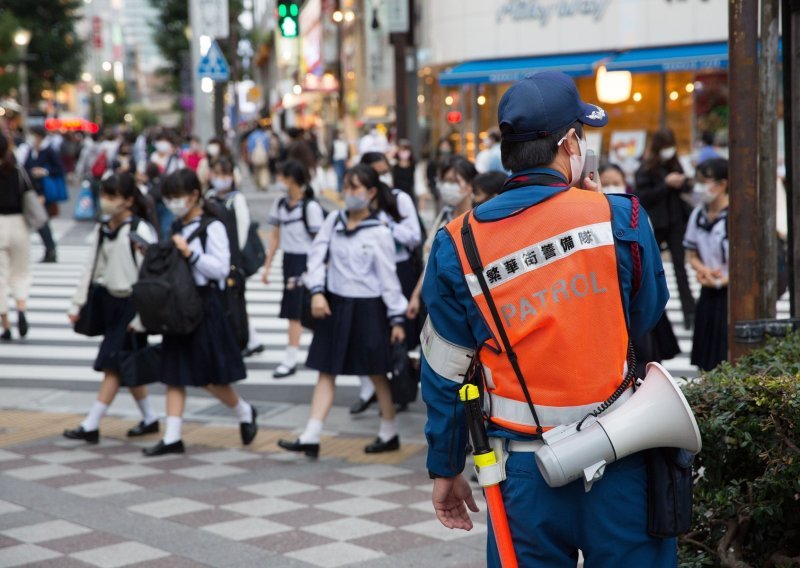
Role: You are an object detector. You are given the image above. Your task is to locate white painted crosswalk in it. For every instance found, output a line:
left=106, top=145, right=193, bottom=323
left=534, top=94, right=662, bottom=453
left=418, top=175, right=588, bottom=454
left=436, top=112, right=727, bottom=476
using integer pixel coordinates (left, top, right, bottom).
left=1, top=227, right=790, bottom=387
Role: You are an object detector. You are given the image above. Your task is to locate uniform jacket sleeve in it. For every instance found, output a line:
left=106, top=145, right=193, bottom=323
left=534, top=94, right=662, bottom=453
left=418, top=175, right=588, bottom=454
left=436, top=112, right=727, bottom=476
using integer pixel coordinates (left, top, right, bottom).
left=420, top=229, right=492, bottom=477
left=390, top=192, right=422, bottom=250
left=191, top=220, right=230, bottom=281
left=373, top=227, right=408, bottom=324
left=306, top=200, right=325, bottom=234
left=304, top=212, right=338, bottom=294
left=232, top=193, right=250, bottom=250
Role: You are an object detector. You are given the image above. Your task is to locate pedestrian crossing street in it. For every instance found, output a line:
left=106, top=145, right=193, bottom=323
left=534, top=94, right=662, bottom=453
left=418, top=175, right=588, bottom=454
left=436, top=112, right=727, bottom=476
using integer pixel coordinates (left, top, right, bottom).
left=1, top=233, right=792, bottom=386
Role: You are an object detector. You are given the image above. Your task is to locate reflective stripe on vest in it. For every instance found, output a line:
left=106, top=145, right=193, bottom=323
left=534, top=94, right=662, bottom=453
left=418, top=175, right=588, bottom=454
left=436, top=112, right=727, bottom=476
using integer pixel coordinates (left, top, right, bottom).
left=445, top=188, right=630, bottom=434
left=420, top=316, right=474, bottom=383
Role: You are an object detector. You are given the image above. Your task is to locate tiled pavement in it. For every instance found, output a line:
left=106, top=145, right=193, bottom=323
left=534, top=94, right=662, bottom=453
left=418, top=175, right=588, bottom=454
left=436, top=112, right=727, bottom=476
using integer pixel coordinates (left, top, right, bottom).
left=0, top=419, right=487, bottom=568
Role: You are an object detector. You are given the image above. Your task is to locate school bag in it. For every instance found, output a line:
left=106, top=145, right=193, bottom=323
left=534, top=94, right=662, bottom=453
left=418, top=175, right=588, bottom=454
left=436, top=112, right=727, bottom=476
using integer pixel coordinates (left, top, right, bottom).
left=216, top=192, right=266, bottom=277
left=188, top=210, right=250, bottom=350
left=91, top=151, right=107, bottom=179
left=131, top=223, right=205, bottom=335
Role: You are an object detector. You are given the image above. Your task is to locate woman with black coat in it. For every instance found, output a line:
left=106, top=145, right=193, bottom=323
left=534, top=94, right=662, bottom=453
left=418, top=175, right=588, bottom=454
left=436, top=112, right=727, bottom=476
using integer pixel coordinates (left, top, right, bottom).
left=634, top=129, right=696, bottom=329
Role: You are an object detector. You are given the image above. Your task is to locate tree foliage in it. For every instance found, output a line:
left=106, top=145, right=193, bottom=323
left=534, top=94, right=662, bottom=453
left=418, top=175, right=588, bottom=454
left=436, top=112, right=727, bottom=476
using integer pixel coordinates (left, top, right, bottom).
left=680, top=335, right=800, bottom=567
left=149, top=0, right=189, bottom=93
left=0, top=1, right=84, bottom=100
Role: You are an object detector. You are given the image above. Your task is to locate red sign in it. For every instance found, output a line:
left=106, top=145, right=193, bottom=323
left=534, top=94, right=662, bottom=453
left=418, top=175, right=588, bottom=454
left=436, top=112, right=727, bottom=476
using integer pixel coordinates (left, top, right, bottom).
left=447, top=111, right=462, bottom=124
left=45, top=118, right=100, bottom=134
left=92, top=17, right=103, bottom=49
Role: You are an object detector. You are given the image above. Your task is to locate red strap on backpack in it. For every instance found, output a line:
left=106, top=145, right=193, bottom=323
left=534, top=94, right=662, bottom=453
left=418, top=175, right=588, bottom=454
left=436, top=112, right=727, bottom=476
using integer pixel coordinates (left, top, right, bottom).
left=630, top=196, right=642, bottom=296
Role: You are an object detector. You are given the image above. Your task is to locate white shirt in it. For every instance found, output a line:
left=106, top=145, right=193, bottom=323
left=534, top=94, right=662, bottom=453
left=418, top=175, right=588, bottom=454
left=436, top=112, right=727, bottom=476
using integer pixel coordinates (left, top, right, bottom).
left=305, top=211, right=408, bottom=322
left=180, top=216, right=231, bottom=288
left=267, top=197, right=325, bottom=255
left=208, top=190, right=250, bottom=250
left=683, top=206, right=729, bottom=278
left=332, top=139, right=349, bottom=162
left=377, top=190, right=422, bottom=263
left=70, top=218, right=158, bottom=314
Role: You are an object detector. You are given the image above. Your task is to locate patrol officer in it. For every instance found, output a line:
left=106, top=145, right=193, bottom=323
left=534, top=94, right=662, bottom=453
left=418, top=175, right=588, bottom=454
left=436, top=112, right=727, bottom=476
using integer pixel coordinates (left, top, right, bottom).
left=420, top=71, right=673, bottom=566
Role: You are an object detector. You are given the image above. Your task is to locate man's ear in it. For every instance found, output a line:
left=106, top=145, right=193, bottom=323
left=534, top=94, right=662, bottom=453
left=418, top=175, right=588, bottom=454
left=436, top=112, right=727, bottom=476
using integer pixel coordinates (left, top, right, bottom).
left=563, top=128, right=579, bottom=156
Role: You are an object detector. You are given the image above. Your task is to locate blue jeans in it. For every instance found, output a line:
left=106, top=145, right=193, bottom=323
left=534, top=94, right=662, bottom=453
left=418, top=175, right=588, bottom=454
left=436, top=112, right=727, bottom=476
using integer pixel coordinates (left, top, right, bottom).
left=487, top=451, right=677, bottom=567
left=333, top=160, right=347, bottom=193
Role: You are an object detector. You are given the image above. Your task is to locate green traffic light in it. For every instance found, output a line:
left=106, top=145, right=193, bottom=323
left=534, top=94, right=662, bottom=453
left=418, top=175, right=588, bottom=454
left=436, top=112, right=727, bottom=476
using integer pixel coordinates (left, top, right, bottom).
left=289, top=4, right=298, bottom=16
left=278, top=4, right=286, bottom=16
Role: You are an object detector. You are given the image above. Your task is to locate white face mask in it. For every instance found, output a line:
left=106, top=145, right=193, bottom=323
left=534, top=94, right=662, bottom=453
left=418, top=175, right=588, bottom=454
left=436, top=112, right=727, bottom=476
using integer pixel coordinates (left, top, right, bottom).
left=558, top=132, right=586, bottom=186
left=164, top=197, right=190, bottom=218
left=155, top=141, right=172, bottom=155
left=344, top=192, right=371, bottom=212
left=99, top=197, right=126, bottom=216
left=274, top=181, right=289, bottom=193
left=207, top=144, right=220, bottom=158
left=693, top=182, right=717, bottom=204
left=211, top=177, right=233, bottom=192
left=440, top=181, right=466, bottom=207
left=602, top=184, right=626, bottom=194
left=660, top=147, right=677, bottom=161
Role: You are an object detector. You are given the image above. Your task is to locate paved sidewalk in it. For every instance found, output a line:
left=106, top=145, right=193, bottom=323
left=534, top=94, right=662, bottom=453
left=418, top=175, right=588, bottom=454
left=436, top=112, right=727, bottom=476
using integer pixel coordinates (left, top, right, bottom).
left=0, top=411, right=487, bottom=568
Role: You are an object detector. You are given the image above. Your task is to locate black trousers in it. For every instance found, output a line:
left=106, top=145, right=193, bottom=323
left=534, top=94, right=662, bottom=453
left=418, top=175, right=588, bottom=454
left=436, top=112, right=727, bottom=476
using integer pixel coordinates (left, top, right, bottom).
left=38, top=223, right=56, bottom=254
left=654, top=224, right=695, bottom=321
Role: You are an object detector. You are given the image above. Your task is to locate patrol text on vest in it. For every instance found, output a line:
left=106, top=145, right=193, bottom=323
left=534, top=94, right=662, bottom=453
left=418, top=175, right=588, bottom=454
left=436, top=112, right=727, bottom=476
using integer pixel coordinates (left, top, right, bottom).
left=500, top=272, right=607, bottom=327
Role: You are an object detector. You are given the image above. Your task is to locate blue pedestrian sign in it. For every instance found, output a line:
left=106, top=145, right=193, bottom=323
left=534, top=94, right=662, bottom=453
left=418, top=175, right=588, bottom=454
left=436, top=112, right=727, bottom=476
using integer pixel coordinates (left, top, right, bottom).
left=197, top=40, right=230, bottom=82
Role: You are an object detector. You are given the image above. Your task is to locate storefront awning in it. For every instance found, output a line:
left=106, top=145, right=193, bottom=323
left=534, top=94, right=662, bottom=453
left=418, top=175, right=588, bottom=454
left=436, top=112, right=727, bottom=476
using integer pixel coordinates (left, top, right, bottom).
left=439, top=51, right=614, bottom=86
left=606, top=42, right=729, bottom=73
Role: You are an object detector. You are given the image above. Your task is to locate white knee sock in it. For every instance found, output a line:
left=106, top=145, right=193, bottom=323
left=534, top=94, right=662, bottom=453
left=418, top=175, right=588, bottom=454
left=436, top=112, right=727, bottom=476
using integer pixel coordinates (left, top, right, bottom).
left=378, top=419, right=397, bottom=443
left=163, top=416, right=183, bottom=444
left=135, top=396, right=158, bottom=425
left=235, top=399, right=253, bottom=423
left=81, top=401, right=108, bottom=431
left=299, top=418, right=323, bottom=444
left=285, top=346, right=299, bottom=367
left=247, top=321, right=261, bottom=350
left=359, top=376, right=375, bottom=401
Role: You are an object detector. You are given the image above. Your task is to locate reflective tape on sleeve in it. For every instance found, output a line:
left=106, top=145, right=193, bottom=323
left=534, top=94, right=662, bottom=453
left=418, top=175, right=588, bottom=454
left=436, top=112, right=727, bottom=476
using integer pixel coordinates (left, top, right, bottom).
left=420, top=316, right=474, bottom=383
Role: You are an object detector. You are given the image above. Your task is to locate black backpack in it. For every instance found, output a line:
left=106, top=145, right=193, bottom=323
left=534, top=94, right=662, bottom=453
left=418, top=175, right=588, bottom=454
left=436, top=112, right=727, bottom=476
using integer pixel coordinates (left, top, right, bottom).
left=131, top=223, right=206, bottom=335
left=287, top=197, right=328, bottom=237
left=218, top=192, right=266, bottom=277
left=188, top=212, right=250, bottom=350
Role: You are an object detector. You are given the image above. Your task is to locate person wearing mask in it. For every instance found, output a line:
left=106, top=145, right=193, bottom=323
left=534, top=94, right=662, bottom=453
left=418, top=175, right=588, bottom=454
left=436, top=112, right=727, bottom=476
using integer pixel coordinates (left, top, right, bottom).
left=330, top=129, right=350, bottom=193
left=148, top=133, right=185, bottom=239
left=278, top=165, right=407, bottom=458
left=420, top=71, right=672, bottom=566
left=598, top=162, right=630, bottom=194
left=684, top=158, right=729, bottom=371
left=475, top=129, right=504, bottom=174
left=64, top=174, right=161, bottom=443
left=634, top=129, right=695, bottom=329
left=142, top=169, right=258, bottom=456
left=350, top=152, right=422, bottom=414
left=392, top=140, right=417, bottom=204
left=182, top=136, right=204, bottom=172
left=0, top=134, right=33, bottom=340
left=23, top=126, right=62, bottom=263
left=247, top=123, right=271, bottom=191
left=197, top=137, right=238, bottom=190
left=426, top=138, right=454, bottom=208
left=264, top=160, right=325, bottom=377
left=357, top=127, right=389, bottom=156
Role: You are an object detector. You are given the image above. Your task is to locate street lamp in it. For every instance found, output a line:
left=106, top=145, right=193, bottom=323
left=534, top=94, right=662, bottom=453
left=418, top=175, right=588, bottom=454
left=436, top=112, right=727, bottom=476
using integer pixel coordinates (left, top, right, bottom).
left=13, top=29, right=31, bottom=139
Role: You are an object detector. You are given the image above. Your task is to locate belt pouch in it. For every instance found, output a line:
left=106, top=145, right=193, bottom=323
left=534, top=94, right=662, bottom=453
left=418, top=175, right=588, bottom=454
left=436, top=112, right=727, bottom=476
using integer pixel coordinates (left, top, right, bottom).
left=646, top=447, right=695, bottom=538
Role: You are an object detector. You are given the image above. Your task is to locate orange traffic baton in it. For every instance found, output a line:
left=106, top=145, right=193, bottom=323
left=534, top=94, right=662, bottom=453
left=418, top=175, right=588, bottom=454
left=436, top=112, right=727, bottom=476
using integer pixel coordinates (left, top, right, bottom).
left=459, top=384, right=518, bottom=568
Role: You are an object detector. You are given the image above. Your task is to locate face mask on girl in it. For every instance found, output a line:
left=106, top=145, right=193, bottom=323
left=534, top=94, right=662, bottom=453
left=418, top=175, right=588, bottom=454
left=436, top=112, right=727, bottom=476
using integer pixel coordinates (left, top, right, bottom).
left=398, top=150, right=412, bottom=161
left=211, top=177, right=233, bottom=192
left=693, top=181, right=717, bottom=204
left=660, top=147, right=677, bottom=161
left=344, top=191, right=372, bottom=212
left=440, top=181, right=466, bottom=207
left=155, top=141, right=172, bottom=155
left=207, top=144, right=220, bottom=158
left=99, top=197, right=126, bottom=217
left=602, top=184, right=626, bottom=194
left=165, top=196, right=191, bottom=218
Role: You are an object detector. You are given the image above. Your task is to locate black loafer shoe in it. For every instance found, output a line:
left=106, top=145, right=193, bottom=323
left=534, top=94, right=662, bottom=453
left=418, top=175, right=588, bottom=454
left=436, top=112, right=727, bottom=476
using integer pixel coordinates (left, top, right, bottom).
left=243, top=344, right=265, bottom=358
left=63, top=426, right=99, bottom=444
left=349, top=393, right=377, bottom=415
left=0, top=329, right=10, bottom=341
left=17, top=312, right=28, bottom=338
left=240, top=406, right=258, bottom=445
left=277, top=438, right=319, bottom=458
left=41, top=250, right=57, bottom=264
left=364, top=435, right=400, bottom=454
left=142, top=440, right=185, bottom=457
left=273, top=364, right=297, bottom=379
left=127, top=420, right=159, bottom=437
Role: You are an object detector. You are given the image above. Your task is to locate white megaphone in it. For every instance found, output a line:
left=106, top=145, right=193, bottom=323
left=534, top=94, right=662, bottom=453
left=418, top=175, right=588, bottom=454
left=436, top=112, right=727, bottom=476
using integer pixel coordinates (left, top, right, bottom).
left=535, top=362, right=702, bottom=492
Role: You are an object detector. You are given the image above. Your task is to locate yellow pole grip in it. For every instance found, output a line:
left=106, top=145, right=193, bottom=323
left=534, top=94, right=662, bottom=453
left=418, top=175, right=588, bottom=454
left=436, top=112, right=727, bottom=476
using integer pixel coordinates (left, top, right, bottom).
left=459, top=383, right=480, bottom=402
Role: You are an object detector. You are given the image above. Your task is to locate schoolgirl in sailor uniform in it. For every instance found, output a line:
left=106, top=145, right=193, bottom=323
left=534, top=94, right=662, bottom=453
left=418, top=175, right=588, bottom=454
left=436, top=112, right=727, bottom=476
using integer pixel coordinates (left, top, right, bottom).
left=142, top=169, right=258, bottom=456
left=683, top=158, right=729, bottom=372
left=64, top=173, right=160, bottom=444
left=351, top=152, right=422, bottom=414
left=278, top=164, right=408, bottom=457
left=264, top=159, right=325, bottom=378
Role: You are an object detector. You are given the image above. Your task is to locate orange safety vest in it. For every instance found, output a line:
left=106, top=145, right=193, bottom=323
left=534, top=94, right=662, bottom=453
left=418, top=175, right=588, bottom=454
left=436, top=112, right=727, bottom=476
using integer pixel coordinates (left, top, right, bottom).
left=445, top=188, right=631, bottom=435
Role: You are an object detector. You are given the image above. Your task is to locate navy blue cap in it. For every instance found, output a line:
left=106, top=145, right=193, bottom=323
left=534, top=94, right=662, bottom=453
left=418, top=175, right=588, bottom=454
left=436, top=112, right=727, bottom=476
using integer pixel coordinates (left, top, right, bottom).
left=498, top=71, right=608, bottom=142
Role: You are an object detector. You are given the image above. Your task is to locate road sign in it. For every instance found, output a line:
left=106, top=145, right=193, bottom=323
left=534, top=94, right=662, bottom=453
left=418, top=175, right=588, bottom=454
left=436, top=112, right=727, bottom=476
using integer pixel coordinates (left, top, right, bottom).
left=197, top=0, right=229, bottom=39
left=197, top=40, right=230, bottom=82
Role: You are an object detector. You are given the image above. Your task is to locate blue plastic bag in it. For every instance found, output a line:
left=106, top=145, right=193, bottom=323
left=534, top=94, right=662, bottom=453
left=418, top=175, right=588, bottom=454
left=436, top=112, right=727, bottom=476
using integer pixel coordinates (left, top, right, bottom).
left=42, top=175, right=68, bottom=203
left=74, top=182, right=95, bottom=221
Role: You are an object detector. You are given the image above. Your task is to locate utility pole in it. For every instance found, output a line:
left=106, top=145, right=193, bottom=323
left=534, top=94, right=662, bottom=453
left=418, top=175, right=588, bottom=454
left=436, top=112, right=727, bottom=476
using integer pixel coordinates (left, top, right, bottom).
left=728, top=0, right=761, bottom=361
left=784, top=0, right=800, bottom=318
left=758, top=0, right=780, bottom=318
left=389, top=0, right=416, bottom=144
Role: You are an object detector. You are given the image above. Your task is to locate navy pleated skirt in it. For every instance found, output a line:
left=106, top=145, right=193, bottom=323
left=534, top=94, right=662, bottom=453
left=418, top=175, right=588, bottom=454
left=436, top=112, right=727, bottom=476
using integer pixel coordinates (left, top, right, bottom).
left=305, top=293, right=391, bottom=376
left=279, top=252, right=307, bottom=320
left=396, top=259, right=421, bottom=350
left=691, top=287, right=728, bottom=372
left=93, top=288, right=147, bottom=374
left=161, top=286, right=247, bottom=386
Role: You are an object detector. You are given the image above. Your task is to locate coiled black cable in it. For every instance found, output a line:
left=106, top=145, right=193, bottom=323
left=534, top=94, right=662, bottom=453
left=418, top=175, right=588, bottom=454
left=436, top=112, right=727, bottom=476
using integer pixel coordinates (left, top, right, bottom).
left=576, top=342, right=637, bottom=431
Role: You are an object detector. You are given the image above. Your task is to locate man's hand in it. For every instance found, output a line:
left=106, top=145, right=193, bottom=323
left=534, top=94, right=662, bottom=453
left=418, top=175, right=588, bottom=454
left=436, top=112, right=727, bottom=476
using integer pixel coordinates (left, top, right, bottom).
left=432, top=474, right=479, bottom=531
left=581, top=176, right=601, bottom=193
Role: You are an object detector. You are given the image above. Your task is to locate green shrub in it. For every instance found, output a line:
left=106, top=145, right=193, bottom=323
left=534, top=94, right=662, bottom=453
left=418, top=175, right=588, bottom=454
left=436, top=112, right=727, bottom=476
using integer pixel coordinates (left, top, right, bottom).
left=680, top=334, right=800, bottom=567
